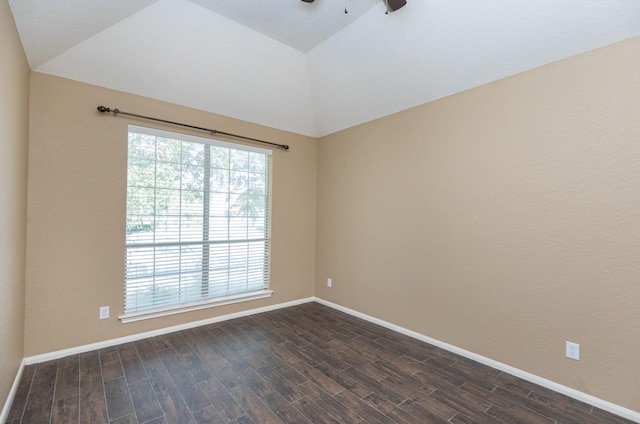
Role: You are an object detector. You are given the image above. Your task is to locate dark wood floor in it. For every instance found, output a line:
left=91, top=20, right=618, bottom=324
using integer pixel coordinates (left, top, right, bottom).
left=6, top=302, right=634, bottom=424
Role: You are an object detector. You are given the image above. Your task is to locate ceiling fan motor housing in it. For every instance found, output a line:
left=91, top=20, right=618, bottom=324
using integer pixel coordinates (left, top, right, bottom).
left=300, top=0, right=406, bottom=12
left=387, top=0, right=407, bottom=12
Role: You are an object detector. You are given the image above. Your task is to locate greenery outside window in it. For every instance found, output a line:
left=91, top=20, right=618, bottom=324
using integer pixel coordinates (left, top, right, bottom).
left=122, top=125, right=272, bottom=322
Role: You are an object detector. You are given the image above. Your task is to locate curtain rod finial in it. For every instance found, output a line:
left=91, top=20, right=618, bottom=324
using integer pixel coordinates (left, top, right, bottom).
left=97, top=105, right=110, bottom=113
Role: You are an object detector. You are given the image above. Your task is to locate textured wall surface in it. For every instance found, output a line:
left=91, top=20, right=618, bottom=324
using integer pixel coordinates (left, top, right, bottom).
left=316, top=37, right=640, bottom=411
left=0, top=0, right=29, bottom=414
left=25, top=73, right=317, bottom=356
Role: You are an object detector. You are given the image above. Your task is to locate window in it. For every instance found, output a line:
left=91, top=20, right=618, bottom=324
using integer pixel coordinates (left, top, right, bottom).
left=122, top=125, right=272, bottom=322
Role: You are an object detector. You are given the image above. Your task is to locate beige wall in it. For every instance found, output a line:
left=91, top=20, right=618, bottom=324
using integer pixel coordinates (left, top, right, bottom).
left=316, top=36, right=640, bottom=411
left=25, top=73, right=317, bottom=356
left=0, top=0, right=30, bottom=413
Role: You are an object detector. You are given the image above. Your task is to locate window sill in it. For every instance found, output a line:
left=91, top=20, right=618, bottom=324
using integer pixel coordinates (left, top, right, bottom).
left=119, top=290, right=274, bottom=323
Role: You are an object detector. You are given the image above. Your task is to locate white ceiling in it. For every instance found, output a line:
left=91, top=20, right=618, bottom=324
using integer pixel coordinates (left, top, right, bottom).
left=9, top=0, right=640, bottom=137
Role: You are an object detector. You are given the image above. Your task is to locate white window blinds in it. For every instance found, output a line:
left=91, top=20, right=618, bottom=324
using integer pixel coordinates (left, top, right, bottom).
left=123, top=125, right=272, bottom=320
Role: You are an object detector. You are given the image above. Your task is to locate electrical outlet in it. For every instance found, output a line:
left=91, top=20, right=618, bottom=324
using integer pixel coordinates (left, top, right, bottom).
left=99, top=306, right=110, bottom=320
left=566, top=341, right=580, bottom=360
left=327, top=278, right=332, bottom=288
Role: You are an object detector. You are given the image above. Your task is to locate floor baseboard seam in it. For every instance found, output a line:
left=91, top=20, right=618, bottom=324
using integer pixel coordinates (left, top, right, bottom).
left=313, top=297, right=640, bottom=423
left=16, top=295, right=640, bottom=423
left=23, top=297, right=315, bottom=365
left=1, top=359, right=26, bottom=424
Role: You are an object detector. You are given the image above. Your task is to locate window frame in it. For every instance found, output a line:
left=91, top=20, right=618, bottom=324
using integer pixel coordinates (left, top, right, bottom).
left=120, top=125, right=273, bottom=323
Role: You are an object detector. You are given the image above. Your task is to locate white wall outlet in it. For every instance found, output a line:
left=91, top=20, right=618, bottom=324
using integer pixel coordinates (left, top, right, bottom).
left=566, top=341, right=580, bottom=360
left=327, top=278, right=332, bottom=288
left=99, top=306, right=110, bottom=320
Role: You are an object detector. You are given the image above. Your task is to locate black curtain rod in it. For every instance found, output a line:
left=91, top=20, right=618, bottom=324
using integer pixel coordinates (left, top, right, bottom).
left=97, top=106, right=289, bottom=150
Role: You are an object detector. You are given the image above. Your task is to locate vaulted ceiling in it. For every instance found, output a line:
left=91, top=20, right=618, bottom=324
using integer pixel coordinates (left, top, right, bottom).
left=9, top=0, right=640, bottom=137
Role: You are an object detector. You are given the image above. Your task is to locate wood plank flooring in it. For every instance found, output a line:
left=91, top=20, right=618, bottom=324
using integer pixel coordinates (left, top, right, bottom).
left=6, top=302, right=634, bottom=423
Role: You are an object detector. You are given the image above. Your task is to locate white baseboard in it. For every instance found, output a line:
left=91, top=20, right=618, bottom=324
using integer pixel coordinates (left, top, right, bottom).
left=1, top=359, right=26, bottom=424
left=24, top=297, right=315, bottom=365
left=313, top=297, right=640, bottom=423
left=18, top=295, right=640, bottom=423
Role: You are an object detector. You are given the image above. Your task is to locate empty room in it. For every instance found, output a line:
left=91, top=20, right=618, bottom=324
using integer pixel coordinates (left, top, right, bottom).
left=2, top=0, right=640, bottom=423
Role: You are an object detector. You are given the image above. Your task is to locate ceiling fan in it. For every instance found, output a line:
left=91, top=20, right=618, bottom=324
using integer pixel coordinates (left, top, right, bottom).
left=301, top=0, right=407, bottom=14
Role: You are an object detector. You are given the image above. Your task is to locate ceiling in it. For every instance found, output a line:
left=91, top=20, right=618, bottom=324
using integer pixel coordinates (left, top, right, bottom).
left=9, top=0, right=640, bottom=137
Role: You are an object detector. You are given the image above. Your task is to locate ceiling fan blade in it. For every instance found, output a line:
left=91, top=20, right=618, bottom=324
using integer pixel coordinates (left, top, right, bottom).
left=386, top=0, right=407, bottom=12
left=301, top=0, right=315, bottom=2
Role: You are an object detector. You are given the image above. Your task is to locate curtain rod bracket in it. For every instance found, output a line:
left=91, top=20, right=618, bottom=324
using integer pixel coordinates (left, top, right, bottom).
left=96, top=105, right=289, bottom=150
